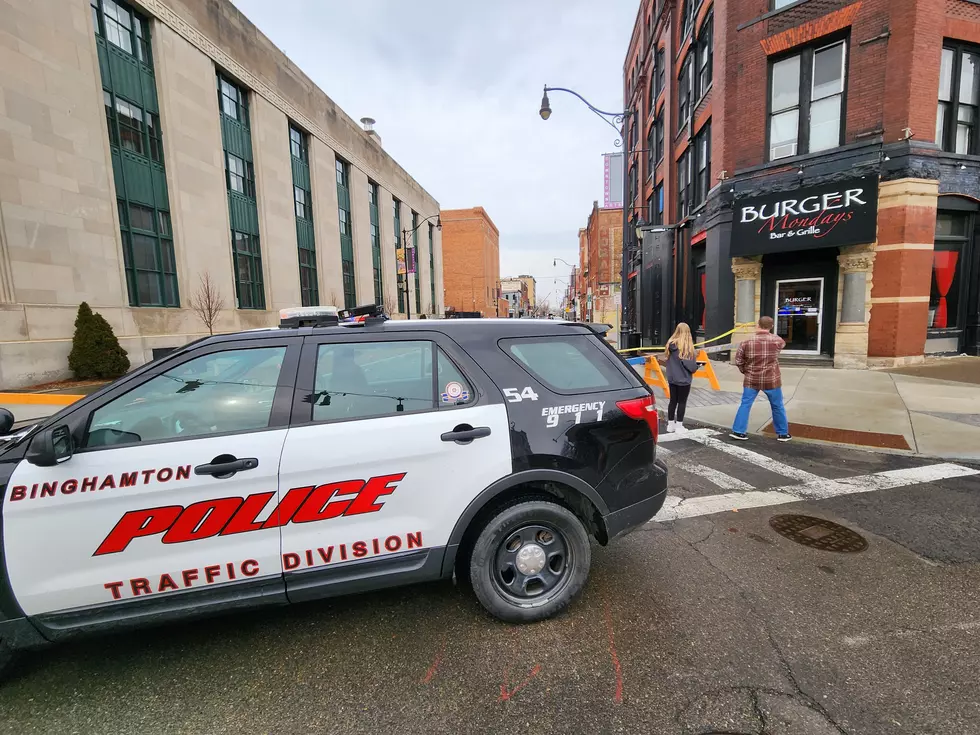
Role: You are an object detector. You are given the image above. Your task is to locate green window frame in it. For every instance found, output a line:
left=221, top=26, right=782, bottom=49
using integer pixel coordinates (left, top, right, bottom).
left=233, top=231, right=264, bottom=309
left=336, top=158, right=356, bottom=309
left=118, top=201, right=178, bottom=307
left=412, top=211, right=421, bottom=315
left=369, top=182, right=383, bottom=306
left=428, top=223, right=436, bottom=314
left=91, top=0, right=151, bottom=65
left=393, top=198, right=404, bottom=312
left=289, top=122, right=317, bottom=307
left=94, top=0, right=179, bottom=309
left=218, top=72, right=264, bottom=310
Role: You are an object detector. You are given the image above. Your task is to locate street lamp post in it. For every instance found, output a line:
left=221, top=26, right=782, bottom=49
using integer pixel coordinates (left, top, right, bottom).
left=400, top=213, right=441, bottom=320
left=539, top=86, right=635, bottom=348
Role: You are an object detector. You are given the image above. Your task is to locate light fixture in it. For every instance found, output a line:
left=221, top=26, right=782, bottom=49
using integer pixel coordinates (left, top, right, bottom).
left=635, top=217, right=646, bottom=242
left=539, top=87, right=552, bottom=120
left=797, top=165, right=804, bottom=176
left=436, top=214, right=442, bottom=230
left=961, top=164, right=968, bottom=170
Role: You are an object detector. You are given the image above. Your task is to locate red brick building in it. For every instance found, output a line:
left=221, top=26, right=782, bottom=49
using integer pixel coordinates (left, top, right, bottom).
left=440, top=207, right=501, bottom=317
left=622, top=0, right=980, bottom=366
left=576, top=202, right=624, bottom=331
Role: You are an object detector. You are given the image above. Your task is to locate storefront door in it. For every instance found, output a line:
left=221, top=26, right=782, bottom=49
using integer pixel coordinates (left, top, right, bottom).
left=775, top=278, right=823, bottom=353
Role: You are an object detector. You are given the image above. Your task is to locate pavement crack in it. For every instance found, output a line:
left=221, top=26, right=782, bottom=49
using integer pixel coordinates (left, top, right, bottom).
left=672, top=529, right=851, bottom=735
left=749, top=689, right=765, bottom=733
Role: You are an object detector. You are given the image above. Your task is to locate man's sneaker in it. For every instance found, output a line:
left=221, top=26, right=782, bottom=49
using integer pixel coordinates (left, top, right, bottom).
left=729, top=432, right=749, bottom=441
left=675, top=423, right=688, bottom=434
left=777, top=434, right=792, bottom=442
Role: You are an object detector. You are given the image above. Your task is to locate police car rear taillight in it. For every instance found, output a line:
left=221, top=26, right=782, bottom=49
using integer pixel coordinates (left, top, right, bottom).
left=616, top=395, right=658, bottom=440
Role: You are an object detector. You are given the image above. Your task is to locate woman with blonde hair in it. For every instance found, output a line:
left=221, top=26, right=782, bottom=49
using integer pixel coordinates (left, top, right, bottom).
left=663, top=322, right=700, bottom=433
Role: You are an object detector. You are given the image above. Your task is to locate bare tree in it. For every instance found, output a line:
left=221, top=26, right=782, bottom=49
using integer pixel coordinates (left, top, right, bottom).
left=189, top=272, right=224, bottom=335
left=383, top=293, right=398, bottom=317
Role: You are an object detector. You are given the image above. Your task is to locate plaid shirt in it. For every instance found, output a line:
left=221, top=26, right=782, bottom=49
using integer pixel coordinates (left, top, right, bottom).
left=734, top=331, right=786, bottom=390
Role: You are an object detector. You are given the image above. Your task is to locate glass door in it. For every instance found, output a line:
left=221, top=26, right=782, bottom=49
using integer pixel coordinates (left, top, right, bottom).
left=775, top=278, right=823, bottom=353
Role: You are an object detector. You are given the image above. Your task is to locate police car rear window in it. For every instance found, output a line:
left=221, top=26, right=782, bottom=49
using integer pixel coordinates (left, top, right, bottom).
left=500, top=336, right=631, bottom=394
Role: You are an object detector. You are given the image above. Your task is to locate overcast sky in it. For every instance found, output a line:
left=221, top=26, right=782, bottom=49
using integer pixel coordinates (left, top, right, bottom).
left=231, top=0, right=638, bottom=312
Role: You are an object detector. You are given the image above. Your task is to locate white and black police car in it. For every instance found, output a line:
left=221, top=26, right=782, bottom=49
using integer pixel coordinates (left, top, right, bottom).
left=0, top=306, right=667, bottom=678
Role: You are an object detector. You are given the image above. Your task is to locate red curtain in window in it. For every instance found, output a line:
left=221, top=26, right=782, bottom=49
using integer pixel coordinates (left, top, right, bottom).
left=700, top=272, right=707, bottom=329
left=932, top=250, right=959, bottom=328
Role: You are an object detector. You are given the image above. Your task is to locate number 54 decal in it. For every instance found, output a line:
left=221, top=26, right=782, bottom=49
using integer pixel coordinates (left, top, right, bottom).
left=503, top=387, right=539, bottom=402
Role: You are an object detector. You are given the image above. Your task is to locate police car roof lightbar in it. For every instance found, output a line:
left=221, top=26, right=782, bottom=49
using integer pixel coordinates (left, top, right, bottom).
left=279, top=306, right=340, bottom=328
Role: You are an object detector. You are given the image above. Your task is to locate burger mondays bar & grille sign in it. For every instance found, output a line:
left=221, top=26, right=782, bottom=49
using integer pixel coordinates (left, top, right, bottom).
left=730, top=177, right=879, bottom=256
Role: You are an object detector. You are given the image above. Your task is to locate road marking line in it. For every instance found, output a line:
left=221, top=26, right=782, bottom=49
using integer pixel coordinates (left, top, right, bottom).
left=679, top=431, right=822, bottom=482
left=790, top=463, right=980, bottom=499
left=657, top=490, right=798, bottom=521
left=654, top=463, right=980, bottom=522
left=673, top=462, right=755, bottom=491
left=657, top=428, right=718, bottom=443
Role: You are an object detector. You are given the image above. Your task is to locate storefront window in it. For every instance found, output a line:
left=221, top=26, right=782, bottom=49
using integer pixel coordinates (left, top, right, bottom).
left=930, top=212, right=970, bottom=329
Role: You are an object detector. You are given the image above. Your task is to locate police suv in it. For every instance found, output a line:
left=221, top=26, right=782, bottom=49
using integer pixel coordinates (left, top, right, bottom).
left=0, top=307, right=667, bottom=677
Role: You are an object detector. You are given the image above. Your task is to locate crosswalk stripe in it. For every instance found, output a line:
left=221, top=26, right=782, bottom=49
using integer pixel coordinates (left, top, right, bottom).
left=674, top=463, right=755, bottom=491
left=660, top=429, right=821, bottom=482
left=654, top=462, right=980, bottom=523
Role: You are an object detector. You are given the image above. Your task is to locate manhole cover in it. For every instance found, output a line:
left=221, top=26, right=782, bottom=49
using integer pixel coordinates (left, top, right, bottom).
left=768, top=514, right=868, bottom=553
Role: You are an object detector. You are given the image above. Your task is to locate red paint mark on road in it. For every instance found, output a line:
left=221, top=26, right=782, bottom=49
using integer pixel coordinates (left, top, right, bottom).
left=498, top=664, right=542, bottom=702
left=604, top=601, right=624, bottom=704
left=420, top=637, right=446, bottom=684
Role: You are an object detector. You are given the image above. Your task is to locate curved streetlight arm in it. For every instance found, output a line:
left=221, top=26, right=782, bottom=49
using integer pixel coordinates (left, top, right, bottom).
left=543, top=86, right=629, bottom=142
left=401, top=213, right=442, bottom=243
left=553, top=257, right=576, bottom=268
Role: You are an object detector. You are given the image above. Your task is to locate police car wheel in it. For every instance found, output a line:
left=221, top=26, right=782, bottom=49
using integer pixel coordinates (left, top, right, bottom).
left=470, top=500, right=590, bottom=623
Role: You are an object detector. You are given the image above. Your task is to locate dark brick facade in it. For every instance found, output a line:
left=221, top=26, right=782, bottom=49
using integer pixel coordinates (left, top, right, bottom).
left=622, top=0, right=980, bottom=360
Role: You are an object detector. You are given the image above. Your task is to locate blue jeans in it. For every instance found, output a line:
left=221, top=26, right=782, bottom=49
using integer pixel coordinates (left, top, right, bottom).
left=732, top=387, right=789, bottom=436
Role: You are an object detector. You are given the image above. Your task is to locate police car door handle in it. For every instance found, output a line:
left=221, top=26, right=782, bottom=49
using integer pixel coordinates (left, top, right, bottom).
left=441, top=424, right=491, bottom=444
left=194, top=456, right=259, bottom=478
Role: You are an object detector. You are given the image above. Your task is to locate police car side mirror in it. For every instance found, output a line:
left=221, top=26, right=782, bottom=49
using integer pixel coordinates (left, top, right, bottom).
left=26, top=425, right=74, bottom=467
left=0, top=408, right=13, bottom=435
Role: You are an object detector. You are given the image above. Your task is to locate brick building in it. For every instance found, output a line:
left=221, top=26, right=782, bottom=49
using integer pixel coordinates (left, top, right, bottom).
left=576, top=201, right=624, bottom=334
left=500, top=277, right=530, bottom=317
left=440, top=207, right=501, bottom=317
left=0, top=0, right=440, bottom=388
left=622, top=0, right=980, bottom=366
left=516, top=275, right=537, bottom=309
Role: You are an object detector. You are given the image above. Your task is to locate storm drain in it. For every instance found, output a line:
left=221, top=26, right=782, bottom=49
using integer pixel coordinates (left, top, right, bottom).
left=768, top=514, right=868, bottom=553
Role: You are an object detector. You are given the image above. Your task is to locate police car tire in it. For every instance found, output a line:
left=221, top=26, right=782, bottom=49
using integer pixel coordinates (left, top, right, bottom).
left=469, top=500, right=590, bottom=623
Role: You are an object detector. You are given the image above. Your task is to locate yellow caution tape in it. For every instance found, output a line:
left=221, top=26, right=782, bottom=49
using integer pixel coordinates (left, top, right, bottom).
left=617, top=322, right=756, bottom=354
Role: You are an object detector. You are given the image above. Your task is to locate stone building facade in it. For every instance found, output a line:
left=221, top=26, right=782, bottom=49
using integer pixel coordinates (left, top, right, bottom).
left=0, top=0, right=441, bottom=387
left=622, top=0, right=980, bottom=367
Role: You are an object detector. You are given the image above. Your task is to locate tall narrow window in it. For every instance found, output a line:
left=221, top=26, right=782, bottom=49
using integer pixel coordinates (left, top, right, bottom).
left=937, top=43, right=979, bottom=155
left=412, top=211, right=421, bottom=315
left=336, top=158, right=356, bottom=309
left=694, top=121, right=711, bottom=207
left=656, top=49, right=665, bottom=99
left=681, top=0, right=694, bottom=37
left=429, top=223, right=436, bottom=314
left=289, top=122, right=317, bottom=306
left=697, top=14, right=713, bottom=99
left=678, top=54, right=693, bottom=131
left=93, top=0, right=177, bottom=307
left=654, top=183, right=664, bottom=225
left=930, top=212, right=971, bottom=329
left=677, top=150, right=691, bottom=219
left=647, top=125, right=655, bottom=177
left=369, top=182, right=383, bottom=306
left=768, top=40, right=848, bottom=161
left=394, top=198, right=404, bottom=312
left=218, top=73, right=263, bottom=309
left=655, top=115, right=664, bottom=162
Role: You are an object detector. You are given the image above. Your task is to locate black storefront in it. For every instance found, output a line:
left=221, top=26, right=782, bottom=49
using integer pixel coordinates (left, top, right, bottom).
left=729, top=176, right=878, bottom=356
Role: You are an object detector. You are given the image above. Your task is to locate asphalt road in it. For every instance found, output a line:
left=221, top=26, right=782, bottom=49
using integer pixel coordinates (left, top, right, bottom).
left=2, top=435, right=979, bottom=735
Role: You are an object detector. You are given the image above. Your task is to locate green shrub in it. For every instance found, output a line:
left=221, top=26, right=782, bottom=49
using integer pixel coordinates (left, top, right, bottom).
left=67, top=302, right=130, bottom=380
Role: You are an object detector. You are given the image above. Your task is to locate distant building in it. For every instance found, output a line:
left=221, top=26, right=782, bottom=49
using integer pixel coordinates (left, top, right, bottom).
left=516, top=275, right=537, bottom=309
left=500, top=278, right=529, bottom=317
left=578, top=201, right=623, bottom=335
left=441, top=207, right=500, bottom=317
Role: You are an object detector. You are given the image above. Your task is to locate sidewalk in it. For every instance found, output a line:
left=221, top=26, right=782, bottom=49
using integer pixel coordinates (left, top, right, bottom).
left=648, top=358, right=980, bottom=462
